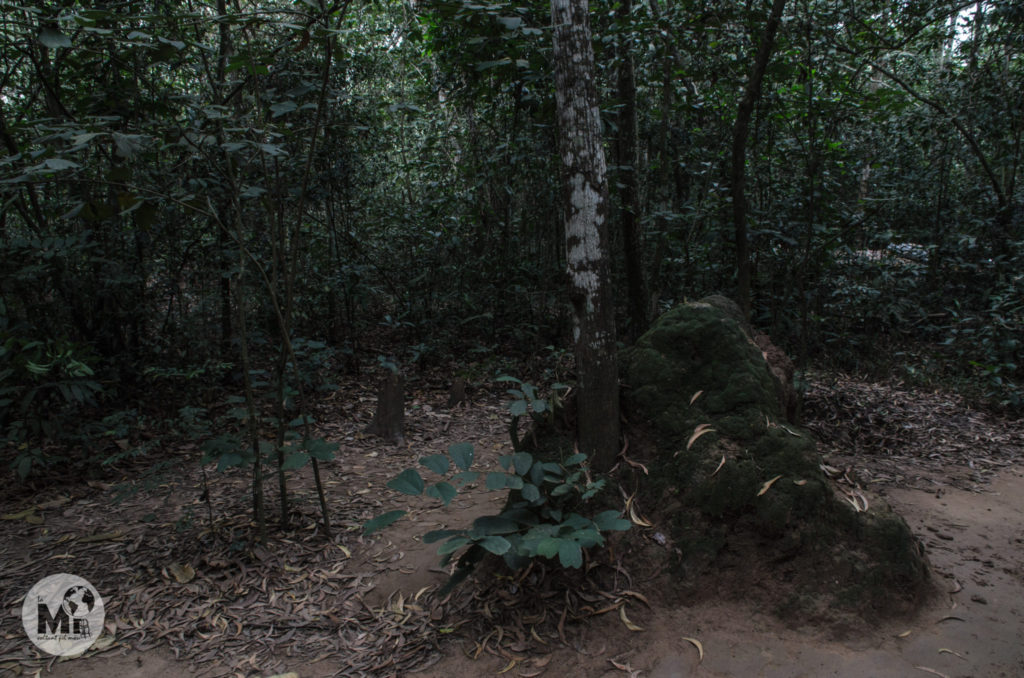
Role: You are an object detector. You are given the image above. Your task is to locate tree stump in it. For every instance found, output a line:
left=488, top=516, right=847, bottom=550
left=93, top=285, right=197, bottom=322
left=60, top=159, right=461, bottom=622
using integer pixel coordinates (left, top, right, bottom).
left=446, top=377, right=466, bottom=409
left=365, top=371, right=405, bottom=445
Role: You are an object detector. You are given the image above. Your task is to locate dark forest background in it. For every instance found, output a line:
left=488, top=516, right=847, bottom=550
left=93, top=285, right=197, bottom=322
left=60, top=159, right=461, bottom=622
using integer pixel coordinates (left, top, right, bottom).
left=2, top=0, right=1021, bottom=482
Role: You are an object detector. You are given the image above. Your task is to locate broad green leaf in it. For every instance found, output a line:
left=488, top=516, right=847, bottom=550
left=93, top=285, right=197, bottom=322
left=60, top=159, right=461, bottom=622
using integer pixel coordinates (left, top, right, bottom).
left=423, top=529, right=464, bottom=543
left=498, top=454, right=513, bottom=471
left=387, top=469, right=424, bottom=495
left=44, top=158, right=79, bottom=171
left=157, top=35, right=186, bottom=50
left=592, top=511, right=630, bottom=532
left=537, top=537, right=560, bottom=558
left=550, top=483, right=572, bottom=497
left=558, top=541, right=583, bottom=568
left=259, top=143, right=287, bottom=157
left=113, top=133, right=145, bottom=159
left=39, top=28, right=71, bottom=49
left=521, top=483, right=540, bottom=502
left=70, top=132, right=103, bottom=146
left=532, top=399, right=547, bottom=413
left=511, top=452, right=533, bottom=476
left=281, top=452, right=308, bottom=470
left=304, top=438, right=338, bottom=461
left=448, top=442, right=474, bottom=470
left=572, top=528, right=604, bottom=548
left=425, top=481, right=457, bottom=506
left=564, top=453, right=587, bottom=466
left=486, top=472, right=510, bottom=490
left=478, top=535, right=511, bottom=555
left=216, top=452, right=244, bottom=471
left=471, top=515, right=519, bottom=535
left=438, top=536, right=470, bottom=555
left=420, top=454, right=449, bottom=475
left=363, top=510, right=406, bottom=535
left=495, top=375, right=522, bottom=384
left=508, top=399, right=528, bottom=417
left=500, top=507, right=539, bottom=526
left=496, top=16, right=523, bottom=30
left=476, top=58, right=512, bottom=71
left=270, top=101, right=298, bottom=118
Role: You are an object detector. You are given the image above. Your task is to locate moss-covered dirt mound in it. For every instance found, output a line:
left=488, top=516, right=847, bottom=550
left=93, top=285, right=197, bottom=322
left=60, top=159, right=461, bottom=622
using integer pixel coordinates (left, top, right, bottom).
left=621, top=297, right=931, bottom=623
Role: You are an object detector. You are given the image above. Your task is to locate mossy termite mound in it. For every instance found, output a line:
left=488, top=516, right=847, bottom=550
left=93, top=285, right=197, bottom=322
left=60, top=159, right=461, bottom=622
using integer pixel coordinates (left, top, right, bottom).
left=621, top=297, right=931, bottom=623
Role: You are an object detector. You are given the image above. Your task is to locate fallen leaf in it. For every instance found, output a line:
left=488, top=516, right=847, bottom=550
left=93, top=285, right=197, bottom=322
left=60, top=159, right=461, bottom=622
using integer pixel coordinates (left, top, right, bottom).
left=608, top=659, right=640, bottom=677
left=628, top=503, right=652, bottom=528
left=757, top=475, right=783, bottom=497
left=896, top=630, right=912, bottom=638
left=938, top=648, right=965, bottom=660
left=168, top=563, right=195, bottom=583
left=689, top=390, right=703, bottom=405
left=621, top=590, right=650, bottom=607
left=685, top=424, right=715, bottom=451
left=914, top=667, right=949, bottom=678
left=37, top=496, right=70, bottom=509
left=710, top=455, right=726, bottom=477
left=793, top=479, right=807, bottom=486
left=79, top=531, right=123, bottom=543
left=1, top=508, right=38, bottom=522
left=87, top=635, right=115, bottom=653
left=682, top=636, right=704, bottom=662
left=618, top=605, right=643, bottom=632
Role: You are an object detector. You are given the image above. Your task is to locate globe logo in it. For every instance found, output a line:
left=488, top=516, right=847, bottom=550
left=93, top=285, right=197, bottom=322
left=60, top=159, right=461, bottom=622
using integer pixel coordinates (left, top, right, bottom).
left=61, top=586, right=96, bottom=633
left=22, top=573, right=104, bottom=657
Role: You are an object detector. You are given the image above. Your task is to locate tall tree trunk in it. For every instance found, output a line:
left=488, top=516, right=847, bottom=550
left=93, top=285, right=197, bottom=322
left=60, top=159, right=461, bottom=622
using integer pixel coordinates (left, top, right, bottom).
left=731, top=0, right=787, bottom=321
left=551, top=0, right=620, bottom=471
left=613, top=0, right=648, bottom=339
left=215, top=0, right=233, bottom=357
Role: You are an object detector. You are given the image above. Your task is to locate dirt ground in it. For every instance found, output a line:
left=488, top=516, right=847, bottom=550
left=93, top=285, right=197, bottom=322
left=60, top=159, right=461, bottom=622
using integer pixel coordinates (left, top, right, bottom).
left=2, top=372, right=1023, bottom=678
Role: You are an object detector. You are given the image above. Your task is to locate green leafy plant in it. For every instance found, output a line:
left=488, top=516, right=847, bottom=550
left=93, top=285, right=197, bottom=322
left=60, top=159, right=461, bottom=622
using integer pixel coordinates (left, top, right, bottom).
left=1, top=335, right=103, bottom=479
left=497, top=376, right=569, bottom=450
left=363, top=441, right=630, bottom=583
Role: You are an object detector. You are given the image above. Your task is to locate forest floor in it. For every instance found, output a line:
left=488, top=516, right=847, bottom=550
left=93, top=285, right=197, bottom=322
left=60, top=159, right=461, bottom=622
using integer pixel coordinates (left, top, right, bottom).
left=1, top=367, right=1023, bottom=678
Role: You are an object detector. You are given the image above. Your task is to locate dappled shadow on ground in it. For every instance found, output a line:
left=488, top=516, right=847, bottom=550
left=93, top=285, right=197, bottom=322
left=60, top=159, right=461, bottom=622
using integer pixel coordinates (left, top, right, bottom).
left=1, top=370, right=1022, bottom=677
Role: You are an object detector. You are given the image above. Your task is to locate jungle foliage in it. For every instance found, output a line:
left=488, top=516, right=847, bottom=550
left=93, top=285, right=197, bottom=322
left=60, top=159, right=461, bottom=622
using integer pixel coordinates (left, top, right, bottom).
left=2, top=1, right=1021, bottom=499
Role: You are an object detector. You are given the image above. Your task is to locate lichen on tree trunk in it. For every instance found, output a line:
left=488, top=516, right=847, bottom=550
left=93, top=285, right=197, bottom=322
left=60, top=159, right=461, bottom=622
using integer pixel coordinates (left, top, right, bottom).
left=551, top=0, right=620, bottom=471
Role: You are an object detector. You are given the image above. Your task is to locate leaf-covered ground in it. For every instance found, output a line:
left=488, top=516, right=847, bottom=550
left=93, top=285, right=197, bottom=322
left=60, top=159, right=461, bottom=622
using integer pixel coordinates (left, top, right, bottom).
left=1, top=369, right=1022, bottom=677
